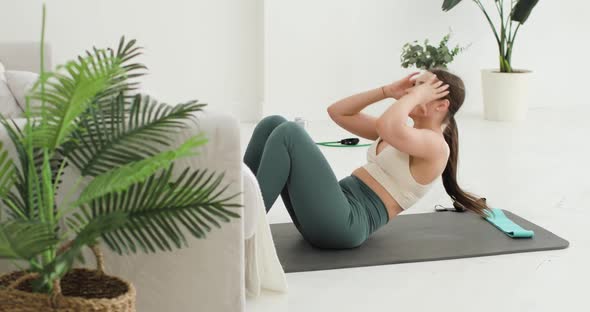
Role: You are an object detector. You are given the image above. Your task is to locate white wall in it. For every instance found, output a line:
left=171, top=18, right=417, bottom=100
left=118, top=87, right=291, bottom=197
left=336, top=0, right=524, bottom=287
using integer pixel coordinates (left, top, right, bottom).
left=264, top=0, right=590, bottom=121
left=2, top=1, right=588, bottom=123
left=0, top=0, right=263, bottom=121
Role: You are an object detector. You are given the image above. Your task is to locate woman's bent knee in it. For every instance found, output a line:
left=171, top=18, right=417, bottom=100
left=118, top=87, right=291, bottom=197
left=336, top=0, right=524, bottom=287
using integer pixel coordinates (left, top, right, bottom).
left=274, top=121, right=306, bottom=136
left=254, top=115, right=288, bottom=135
left=267, top=122, right=309, bottom=145
left=260, top=115, right=287, bottom=126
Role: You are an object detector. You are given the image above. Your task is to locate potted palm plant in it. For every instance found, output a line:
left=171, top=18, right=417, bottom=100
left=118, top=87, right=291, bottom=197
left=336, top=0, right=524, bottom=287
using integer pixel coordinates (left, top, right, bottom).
left=0, top=6, right=239, bottom=311
left=442, top=0, right=540, bottom=121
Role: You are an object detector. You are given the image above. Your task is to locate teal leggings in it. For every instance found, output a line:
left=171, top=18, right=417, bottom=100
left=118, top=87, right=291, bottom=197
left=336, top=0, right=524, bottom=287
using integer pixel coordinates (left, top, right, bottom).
left=243, top=115, right=389, bottom=249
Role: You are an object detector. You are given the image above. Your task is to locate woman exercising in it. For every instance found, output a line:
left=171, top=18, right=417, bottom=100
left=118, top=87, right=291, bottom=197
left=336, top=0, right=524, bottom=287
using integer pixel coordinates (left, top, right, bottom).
left=243, top=69, right=490, bottom=249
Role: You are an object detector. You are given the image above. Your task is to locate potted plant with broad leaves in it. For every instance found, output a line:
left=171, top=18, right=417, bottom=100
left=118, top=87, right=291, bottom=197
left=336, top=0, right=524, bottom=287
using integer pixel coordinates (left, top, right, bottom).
left=441, top=0, right=540, bottom=122
left=0, top=8, right=239, bottom=312
left=401, top=32, right=467, bottom=70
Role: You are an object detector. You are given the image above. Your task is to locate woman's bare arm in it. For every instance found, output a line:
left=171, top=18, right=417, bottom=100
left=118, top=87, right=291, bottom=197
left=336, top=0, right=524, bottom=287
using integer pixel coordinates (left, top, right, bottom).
left=377, top=74, right=449, bottom=159
left=327, top=72, right=420, bottom=141
left=327, top=87, right=384, bottom=140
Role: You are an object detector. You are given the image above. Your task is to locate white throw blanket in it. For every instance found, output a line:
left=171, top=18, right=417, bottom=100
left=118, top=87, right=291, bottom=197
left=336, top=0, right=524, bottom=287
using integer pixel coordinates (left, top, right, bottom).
left=242, top=163, right=288, bottom=297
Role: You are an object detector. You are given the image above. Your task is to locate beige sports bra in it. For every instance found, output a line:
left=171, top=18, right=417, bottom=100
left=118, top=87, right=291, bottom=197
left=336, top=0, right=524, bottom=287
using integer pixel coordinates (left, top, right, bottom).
left=362, top=137, right=436, bottom=210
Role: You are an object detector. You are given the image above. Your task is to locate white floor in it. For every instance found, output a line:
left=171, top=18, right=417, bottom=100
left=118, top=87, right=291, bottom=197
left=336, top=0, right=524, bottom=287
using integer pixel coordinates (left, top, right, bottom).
left=241, top=107, right=590, bottom=312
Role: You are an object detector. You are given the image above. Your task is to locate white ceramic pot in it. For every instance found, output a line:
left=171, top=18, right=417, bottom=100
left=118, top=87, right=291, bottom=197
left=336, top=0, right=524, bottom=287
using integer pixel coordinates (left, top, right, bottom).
left=481, top=69, right=532, bottom=122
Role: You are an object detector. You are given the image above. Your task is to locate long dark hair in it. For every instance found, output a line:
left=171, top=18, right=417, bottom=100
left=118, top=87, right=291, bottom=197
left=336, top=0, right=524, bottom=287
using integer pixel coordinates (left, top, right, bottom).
left=430, top=68, right=489, bottom=216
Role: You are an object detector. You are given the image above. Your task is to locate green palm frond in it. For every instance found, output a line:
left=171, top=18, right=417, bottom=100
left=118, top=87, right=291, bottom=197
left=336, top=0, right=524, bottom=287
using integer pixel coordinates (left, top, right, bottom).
left=32, top=212, right=127, bottom=292
left=71, top=166, right=240, bottom=255
left=441, top=0, right=539, bottom=72
left=0, top=142, right=16, bottom=200
left=0, top=118, right=66, bottom=220
left=29, top=54, right=122, bottom=150
left=442, top=0, right=463, bottom=11
left=2, top=156, right=65, bottom=222
left=0, top=118, right=26, bottom=170
left=67, top=213, right=128, bottom=250
left=0, top=221, right=58, bottom=260
left=0, top=146, right=18, bottom=221
left=64, top=94, right=205, bottom=176
left=74, top=135, right=207, bottom=206
left=62, top=213, right=127, bottom=262
left=86, top=37, right=147, bottom=107
left=0, top=118, right=32, bottom=219
left=511, top=0, right=539, bottom=24
left=73, top=38, right=146, bottom=123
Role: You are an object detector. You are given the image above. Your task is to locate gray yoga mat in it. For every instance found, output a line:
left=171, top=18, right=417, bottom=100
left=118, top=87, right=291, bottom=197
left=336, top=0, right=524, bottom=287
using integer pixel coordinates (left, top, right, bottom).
left=271, top=210, right=569, bottom=273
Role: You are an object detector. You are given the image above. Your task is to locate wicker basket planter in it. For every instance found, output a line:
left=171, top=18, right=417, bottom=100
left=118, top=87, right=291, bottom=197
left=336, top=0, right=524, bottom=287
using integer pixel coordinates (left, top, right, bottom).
left=0, top=246, right=135, bottom=312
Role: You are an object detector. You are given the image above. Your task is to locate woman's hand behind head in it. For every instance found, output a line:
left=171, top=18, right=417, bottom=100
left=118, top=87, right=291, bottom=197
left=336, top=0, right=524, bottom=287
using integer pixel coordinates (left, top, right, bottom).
left=405, top=73, right=449, bottom=104
left=383, top=72, right=421, bottom=99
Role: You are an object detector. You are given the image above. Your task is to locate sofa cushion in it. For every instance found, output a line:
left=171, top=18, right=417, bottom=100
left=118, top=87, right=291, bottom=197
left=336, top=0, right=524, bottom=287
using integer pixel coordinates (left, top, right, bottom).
left=5, top=70, right=39, bottom=112
left=0, top=61, right=5, bottom=81
left=0, top=79, right=21, bottom=118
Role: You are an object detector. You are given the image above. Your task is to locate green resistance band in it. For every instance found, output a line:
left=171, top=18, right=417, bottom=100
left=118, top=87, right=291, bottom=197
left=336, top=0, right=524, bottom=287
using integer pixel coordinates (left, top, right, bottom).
left=316, top=138, right=372, bottom=148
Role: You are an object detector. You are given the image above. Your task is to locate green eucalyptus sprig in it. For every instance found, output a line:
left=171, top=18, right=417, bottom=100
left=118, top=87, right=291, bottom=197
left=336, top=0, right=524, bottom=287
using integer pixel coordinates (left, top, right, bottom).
left=401, top=32, right=467, bottom=70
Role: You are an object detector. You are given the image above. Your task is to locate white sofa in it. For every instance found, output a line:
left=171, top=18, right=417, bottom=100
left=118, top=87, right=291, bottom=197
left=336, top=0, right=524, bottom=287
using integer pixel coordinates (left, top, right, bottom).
left=102, top=110, right=248, bottom=312
left=0, top=43, right=286, bottom=312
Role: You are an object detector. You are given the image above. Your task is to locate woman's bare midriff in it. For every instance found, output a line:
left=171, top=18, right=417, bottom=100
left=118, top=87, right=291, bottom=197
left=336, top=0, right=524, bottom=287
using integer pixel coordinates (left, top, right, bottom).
left=352, top=167, right=403, bottom=221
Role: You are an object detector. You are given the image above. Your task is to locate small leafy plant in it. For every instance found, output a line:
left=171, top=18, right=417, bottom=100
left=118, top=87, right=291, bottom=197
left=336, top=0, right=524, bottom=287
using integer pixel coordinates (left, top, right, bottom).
left=400, top=32, right=466, bottom=70
left=0, top=6, right=239, bottom=294
left=441, top=0, right=540, bottom=73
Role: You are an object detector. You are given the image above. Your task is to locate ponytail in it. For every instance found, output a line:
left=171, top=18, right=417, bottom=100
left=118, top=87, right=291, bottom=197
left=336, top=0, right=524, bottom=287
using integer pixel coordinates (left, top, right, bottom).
left=442, top=117, right=489, bottom=216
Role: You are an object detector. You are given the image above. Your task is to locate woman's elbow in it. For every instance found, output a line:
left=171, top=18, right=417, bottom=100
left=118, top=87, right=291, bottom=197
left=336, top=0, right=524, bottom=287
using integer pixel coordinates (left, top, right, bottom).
left=327, top=105, right=338, bottom=120
left=375, top=117, right=389, bottom=135
left=376, top=117, right=406, bottom=141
